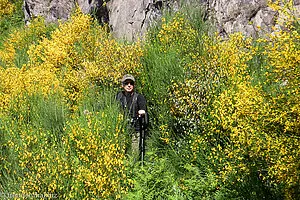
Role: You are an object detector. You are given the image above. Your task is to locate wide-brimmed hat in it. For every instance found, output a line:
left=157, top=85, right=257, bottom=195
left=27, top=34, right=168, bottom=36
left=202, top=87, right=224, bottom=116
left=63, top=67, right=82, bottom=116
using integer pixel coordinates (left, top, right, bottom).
left=121, top=74, right=135, bottom=83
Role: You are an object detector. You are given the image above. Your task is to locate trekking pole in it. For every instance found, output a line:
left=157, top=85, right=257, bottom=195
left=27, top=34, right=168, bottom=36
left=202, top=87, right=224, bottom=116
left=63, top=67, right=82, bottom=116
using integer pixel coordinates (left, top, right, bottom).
left=139, top=115, right=145, bottom=166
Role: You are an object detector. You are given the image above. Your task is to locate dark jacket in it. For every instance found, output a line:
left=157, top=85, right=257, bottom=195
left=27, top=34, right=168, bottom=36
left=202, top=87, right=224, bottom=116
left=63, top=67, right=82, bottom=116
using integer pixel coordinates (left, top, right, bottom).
left=116, top=91, right=148, bottom=131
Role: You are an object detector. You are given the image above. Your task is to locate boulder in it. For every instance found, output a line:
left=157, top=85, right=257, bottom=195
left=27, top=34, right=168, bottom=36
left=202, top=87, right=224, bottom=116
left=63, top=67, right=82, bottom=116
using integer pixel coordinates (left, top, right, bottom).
left=106, top=0, right=166, bottom=41
left=209, top=0, right=278, bottom=37
left=24, top=0, right=75, bottom=24
left=23, top=0, right=108, bottom=24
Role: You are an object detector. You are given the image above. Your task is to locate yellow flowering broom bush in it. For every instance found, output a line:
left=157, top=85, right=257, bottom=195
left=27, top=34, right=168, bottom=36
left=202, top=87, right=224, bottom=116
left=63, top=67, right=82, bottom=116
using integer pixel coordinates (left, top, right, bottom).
left=0, top=17, right=52, bottom=68
left=1, top=0, right=299, bottom=198
left=0, top=0, right=14, bottom=19
left=0, top=7, right=142, bottom=198
left=1, top=8, right=143, bottom=112
left=0, top=17, right=59, bottom=115
left=0, top=66, right=61, bottom=115
left=26, top=9, right=143, bottom=109
left=170, top=33, right=254, bottom=133
left=2, top=91, right=129, bottom=199
left=157, top=13, right=198, bottom=55
left=169, top=3, right=300, bottom=198
left=140, top=11, right=200, bottom=144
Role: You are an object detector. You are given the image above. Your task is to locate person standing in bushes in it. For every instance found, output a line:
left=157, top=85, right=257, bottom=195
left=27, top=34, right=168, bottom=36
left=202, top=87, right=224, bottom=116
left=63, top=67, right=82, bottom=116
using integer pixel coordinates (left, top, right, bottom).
left=116, top=74, right=148, bottom=161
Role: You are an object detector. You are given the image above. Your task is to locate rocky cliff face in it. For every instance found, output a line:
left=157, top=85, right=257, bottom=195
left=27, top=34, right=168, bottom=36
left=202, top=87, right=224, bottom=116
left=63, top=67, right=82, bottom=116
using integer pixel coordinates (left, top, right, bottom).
left=106, top=0, right=166, bottom=41
left=210, top=0, right=300, bottom=37
left=23, top=0, right=109, bottom=24
left=23, top=0, right=300, bottom=41
left=210, top=0, right=277, bottom=37
left=23, top=0, right=171, bottom=41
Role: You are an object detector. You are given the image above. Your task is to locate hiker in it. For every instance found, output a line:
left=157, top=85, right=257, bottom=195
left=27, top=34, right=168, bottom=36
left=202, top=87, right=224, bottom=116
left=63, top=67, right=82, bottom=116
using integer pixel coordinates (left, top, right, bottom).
left=116, top=74, right=148, bottom=160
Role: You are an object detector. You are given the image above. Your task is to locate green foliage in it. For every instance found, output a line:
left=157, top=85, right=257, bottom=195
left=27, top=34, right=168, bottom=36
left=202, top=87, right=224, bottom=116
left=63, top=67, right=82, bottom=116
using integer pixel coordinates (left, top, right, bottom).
left=169, top=11, right=300, bottom=200
left=1, top=1, right=300, bottom=199
left=0, top=0, right=24, bottom=42
left=125, top=155, right=182, bottom=200
left=140, top=43, right=184, bottom=127
left=1, top=89, right=129, bottom=198
left=125, top=146, right=238, bottom=200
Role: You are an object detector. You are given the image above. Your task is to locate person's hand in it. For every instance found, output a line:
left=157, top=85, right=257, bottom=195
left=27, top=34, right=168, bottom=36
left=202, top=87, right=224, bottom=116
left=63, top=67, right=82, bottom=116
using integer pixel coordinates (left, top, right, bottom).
left=138, top=110, right=146, bottom=116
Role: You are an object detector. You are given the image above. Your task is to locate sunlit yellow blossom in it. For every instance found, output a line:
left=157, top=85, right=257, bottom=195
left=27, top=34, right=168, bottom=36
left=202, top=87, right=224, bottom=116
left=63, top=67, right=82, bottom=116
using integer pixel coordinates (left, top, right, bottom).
left=0, top=0, right=14, bottom=19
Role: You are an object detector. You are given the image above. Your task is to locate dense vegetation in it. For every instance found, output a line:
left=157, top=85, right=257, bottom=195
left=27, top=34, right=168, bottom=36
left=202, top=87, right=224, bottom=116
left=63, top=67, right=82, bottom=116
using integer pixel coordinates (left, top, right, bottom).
left=0, top=0, right=299, bottom=199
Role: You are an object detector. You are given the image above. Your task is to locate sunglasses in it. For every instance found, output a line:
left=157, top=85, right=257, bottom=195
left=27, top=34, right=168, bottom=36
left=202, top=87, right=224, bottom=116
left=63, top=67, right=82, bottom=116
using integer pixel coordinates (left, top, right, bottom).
left=123, top=81, right=134, bottom=86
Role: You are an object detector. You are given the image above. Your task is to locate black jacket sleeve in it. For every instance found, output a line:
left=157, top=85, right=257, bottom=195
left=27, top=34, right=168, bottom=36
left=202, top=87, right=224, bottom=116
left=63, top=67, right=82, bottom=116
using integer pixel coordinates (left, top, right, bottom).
left=137, top=94, right=147, bottom=111
left=137, top=94, right=149, bottom=127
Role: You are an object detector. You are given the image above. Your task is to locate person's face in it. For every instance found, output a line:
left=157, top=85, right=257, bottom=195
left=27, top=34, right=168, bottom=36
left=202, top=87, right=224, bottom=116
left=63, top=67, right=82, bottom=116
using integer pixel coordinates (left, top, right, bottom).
left=123, top=80, right=135, bottom=93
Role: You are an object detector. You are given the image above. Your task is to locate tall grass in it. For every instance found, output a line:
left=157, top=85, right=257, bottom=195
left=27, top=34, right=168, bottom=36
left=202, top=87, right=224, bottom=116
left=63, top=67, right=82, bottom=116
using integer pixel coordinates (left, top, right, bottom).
left=0, top=0, right=24, bottom=44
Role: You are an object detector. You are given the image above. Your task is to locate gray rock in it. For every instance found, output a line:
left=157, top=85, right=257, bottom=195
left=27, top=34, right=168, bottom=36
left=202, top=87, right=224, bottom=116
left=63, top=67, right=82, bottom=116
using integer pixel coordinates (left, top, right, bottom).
left=23, top=0, right=106, bottom=24
left=209, top=0, right=278, bottom=37
left=23, top=0, right=300, bottom=41
left=106, top=0, right=166, bottom=41
left=23, top=0, right=75, bottom=24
